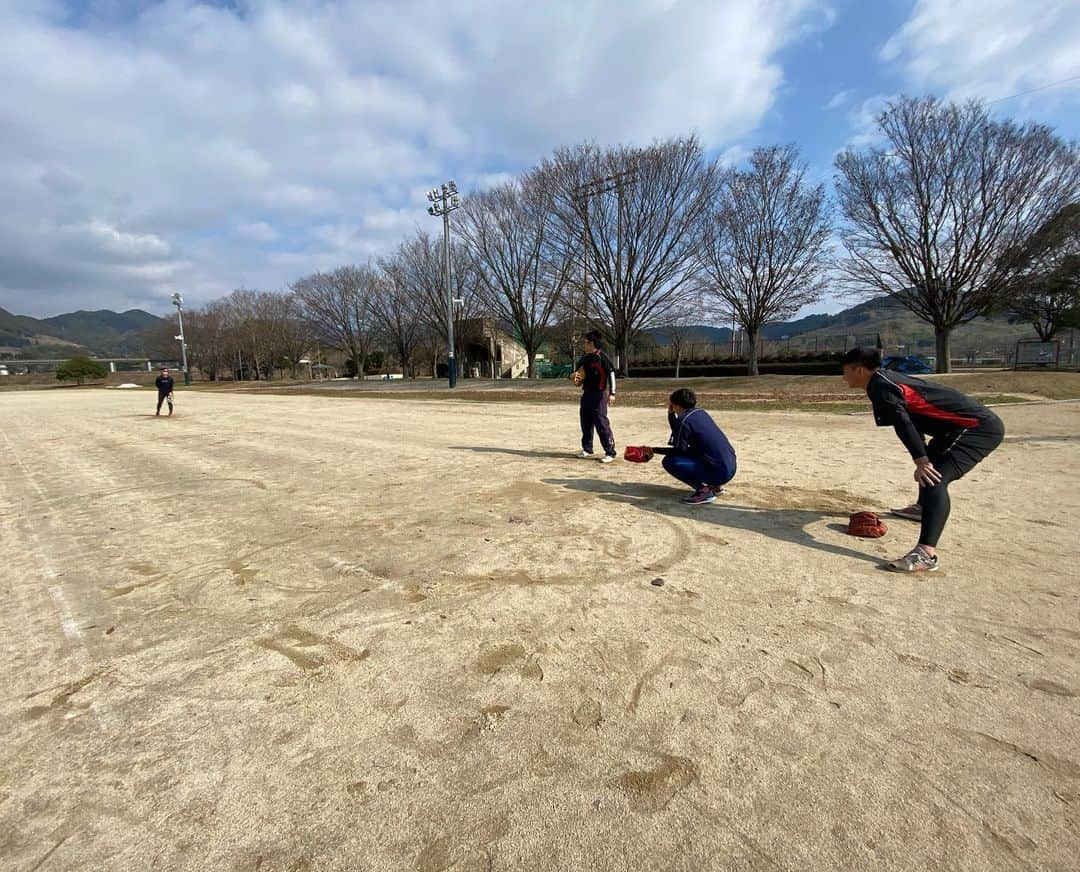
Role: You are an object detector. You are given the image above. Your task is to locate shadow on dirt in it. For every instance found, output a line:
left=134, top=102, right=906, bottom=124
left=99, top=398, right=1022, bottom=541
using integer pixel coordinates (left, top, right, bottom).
left=543, top=477, right=886, bottom=567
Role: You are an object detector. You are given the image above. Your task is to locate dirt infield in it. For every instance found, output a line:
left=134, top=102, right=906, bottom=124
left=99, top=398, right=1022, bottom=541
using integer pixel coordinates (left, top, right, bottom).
left=2, top=389, right=1078, bottom=871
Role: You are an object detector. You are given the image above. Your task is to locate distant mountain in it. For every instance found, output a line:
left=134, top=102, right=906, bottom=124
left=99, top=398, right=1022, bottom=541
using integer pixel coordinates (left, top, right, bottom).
left=0, top=307, right=168, bottom=355
left=644, top=325, right=732, bottom=346
left=644, top=296, right=1038, bottom=353
left=39, top=309, right=166, bottom=353
left=1, top=295, right=1047, bottom=359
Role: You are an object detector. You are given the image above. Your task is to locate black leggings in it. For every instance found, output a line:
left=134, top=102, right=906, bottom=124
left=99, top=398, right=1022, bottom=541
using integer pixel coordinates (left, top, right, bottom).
left=919, top=419, right=1004, bottom=548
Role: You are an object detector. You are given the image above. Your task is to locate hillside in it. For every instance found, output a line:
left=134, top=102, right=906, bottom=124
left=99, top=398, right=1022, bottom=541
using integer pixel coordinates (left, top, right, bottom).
left=644, top=297, right=1045, bottom=355
left=0, top=307, right=167, bottom=356
left=0, top=295, right=1056, bottom=360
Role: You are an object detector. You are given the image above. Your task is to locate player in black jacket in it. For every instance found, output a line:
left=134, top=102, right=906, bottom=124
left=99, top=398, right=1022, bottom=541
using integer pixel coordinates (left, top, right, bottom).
left=841, top=347, right=1004, bottom=572
left=155, top=368, right=175, bottom=416
left=574, top=330, right=617, bottom=463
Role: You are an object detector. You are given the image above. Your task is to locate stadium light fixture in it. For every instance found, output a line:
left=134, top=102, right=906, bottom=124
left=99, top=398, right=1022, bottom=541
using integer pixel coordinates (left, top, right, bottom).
left=426, top=179, right=463, bottom=388
left=171, top=292, right=191, bottom=386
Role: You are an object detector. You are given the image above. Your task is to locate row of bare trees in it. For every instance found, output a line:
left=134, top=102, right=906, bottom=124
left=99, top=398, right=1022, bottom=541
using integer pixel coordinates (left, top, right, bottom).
left=142, top=289, right=314, bottom=381
left=154, top=94, right=1078, bottom=377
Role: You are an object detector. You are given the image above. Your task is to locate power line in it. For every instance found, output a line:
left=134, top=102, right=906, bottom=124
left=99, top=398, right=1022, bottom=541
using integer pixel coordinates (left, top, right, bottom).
left=985, top=74, right=1080, bottom=105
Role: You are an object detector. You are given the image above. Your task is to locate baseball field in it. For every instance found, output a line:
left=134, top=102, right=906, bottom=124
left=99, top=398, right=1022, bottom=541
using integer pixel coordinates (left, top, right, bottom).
left=2, top=384, right=1078, bottom=871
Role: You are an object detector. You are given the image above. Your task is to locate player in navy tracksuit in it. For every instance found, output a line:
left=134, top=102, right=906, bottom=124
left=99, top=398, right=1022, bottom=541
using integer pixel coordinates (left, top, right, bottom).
left=841, top=347, right=1004, bottom=572
left=575, top=330, right=617, bottom=463
left=663, top=388, right=737, bottom=505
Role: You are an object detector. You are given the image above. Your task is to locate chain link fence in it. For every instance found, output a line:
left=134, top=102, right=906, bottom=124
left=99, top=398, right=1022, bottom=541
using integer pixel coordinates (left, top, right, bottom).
left=630, top=328, right=1080, bottom=370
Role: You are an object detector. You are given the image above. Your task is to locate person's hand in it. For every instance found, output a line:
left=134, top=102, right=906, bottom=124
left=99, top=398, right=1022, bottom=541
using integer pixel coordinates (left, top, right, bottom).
left=608, top=394, right=616, bottom=406
left=914, top=457, right=941, bottom=487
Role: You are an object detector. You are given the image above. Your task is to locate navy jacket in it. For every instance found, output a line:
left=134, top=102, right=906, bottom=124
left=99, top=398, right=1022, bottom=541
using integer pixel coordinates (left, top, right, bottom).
left=155, top=375, right=175, bottom=395
left=668, top=408, right=736, bottom=470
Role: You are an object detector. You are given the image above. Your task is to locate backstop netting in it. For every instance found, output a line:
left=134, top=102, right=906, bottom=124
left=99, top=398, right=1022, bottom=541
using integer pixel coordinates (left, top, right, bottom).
left=1014, top=340, right=1061, bottom=369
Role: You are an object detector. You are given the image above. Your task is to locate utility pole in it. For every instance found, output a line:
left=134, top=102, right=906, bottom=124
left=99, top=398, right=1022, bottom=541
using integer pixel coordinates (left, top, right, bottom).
left=427, top=180, right=462, bottom=388
left=171, top=292, right=191, bottom=386
left=571, top=167, right=638, bottom=367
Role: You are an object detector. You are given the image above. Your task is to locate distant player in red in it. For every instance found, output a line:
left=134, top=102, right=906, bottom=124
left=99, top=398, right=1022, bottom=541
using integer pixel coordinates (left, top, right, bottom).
left=574, top=330, right=617, bottom=463
left=841, top=347, right=1004, bottom=572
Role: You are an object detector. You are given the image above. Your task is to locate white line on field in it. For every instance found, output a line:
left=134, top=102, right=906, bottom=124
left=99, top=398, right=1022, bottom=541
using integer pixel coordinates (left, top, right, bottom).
left=0, top=427, right=82, bottom=642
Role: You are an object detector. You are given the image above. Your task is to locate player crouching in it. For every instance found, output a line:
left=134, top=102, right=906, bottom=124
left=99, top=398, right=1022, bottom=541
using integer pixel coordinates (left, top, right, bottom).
left=662, top=388, right=737, bottom=505
left=840, top=346, right=1004, bottom=573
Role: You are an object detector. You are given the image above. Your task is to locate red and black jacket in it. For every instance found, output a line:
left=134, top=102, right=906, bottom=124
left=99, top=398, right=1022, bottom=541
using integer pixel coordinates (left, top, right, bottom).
left=866, top=371, right=996, bottom=460
left=575, top=351, right=616, bottom=396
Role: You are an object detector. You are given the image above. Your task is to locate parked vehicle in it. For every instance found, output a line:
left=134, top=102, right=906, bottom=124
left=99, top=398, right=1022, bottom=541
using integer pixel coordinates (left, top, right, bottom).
left=882, top=355, right=933, bottom=374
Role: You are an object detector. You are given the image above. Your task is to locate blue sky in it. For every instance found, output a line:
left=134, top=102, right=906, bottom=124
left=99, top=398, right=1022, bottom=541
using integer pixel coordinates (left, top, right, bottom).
left=0, top=0, right=1077, bottom=318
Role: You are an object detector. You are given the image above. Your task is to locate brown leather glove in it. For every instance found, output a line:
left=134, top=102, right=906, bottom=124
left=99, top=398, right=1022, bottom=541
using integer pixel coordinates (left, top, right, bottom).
left=847, top=511, right=888, bottom=538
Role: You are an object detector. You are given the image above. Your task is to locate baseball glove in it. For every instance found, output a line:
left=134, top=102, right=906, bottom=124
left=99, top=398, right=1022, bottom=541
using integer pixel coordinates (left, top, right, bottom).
left=847, top=511, right=888, bottom=538
left=623, top=445, right=655, bottom=463
left=571, top=367, right=585, bottom=387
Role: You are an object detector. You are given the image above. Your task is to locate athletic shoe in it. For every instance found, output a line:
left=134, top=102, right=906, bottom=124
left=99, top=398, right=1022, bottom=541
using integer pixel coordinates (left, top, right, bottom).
left=681, top=488, right=716, bottom=505
left=887, top=548, right=939, bottom=573
left=891, top=504, right=922, bottom=521
left=601, top=454, right=615, bottom=464
left=576, top=450, right=594, bottom=458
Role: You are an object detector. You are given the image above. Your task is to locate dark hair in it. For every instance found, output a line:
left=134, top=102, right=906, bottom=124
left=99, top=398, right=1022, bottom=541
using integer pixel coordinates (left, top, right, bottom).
left=669, top=388, right=697, bottom=409
left=584, top=329, right=603, bottom=348
left=840, top=346, right=882, bottom=370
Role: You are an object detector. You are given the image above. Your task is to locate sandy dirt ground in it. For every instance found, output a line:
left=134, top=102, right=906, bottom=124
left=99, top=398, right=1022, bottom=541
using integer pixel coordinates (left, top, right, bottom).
left=1, top=389, right=1078, bottom=871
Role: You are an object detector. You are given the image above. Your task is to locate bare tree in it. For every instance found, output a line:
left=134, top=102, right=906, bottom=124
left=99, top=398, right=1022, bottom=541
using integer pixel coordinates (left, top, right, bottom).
left=396, top=230, right=483, bottom=376
left=457, top=178, right=572, bottom=378
left=658, top=314, right=699, bottom=380
left=226, top=289, right=271, bottom=379
left=697, top=145, right=831, bottom=375
left=184, top=300, right=232, bottom=380
left=372, top=255, right=425, bottom=378
left=272, top=292, right=315, bottom=379
left=999, top=202, right=1080, bottom=340
left=291, top=266, right=379, bottom=378
left=533, top=135, right=719, bottom=374
left=836, top=95, right=1080, bottom=372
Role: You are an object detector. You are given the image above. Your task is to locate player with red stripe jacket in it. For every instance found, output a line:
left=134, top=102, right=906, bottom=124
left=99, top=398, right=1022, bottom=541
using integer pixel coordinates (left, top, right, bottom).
left=575, top=330, right=618, bottom=463
left=841, top=347, right=1004, bottom=572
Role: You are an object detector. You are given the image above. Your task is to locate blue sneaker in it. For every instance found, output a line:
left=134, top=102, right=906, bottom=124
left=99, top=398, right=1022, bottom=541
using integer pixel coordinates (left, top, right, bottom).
left=681, top=488, right=716, bottom=505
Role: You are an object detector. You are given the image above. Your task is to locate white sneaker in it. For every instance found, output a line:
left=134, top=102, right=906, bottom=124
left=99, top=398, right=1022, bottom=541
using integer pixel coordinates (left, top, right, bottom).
left=576, top=450, right=594, bottom=458
left=600, top=454, right=615, bottom=464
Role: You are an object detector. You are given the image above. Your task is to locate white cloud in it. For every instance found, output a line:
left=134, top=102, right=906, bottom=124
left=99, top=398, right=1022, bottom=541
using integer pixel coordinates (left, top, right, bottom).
left=0, top=0, right=834, bottom=316
left=62, top=219, right=173, bottom=263
left=881, top=0, right=1080, bottom=103
left=716, top=145, right=752, bottom=168
left=837, top=93, right=896, bottom=152
left=235, top=221, right=279, bottom=243
left=825, top=89, right=853, bottom=110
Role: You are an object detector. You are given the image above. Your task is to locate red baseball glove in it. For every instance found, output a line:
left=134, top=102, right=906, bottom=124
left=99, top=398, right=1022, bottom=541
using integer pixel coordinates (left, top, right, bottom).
left=847, top=511, right=888, bottom=538
left=623, top=445, right=655, bottom=463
